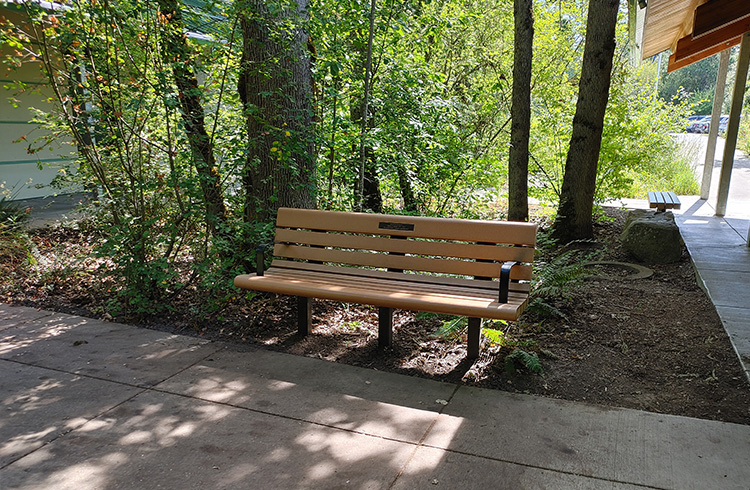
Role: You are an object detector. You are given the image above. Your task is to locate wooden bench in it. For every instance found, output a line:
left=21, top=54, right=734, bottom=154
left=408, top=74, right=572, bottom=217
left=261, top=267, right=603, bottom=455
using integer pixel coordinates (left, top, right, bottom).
left=234, top=207, right=537, bottom=359
left=648, top=191, right=681, bottom=212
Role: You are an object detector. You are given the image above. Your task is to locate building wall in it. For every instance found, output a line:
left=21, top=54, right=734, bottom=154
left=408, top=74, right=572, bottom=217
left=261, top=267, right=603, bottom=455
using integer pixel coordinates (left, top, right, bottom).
left=1, top=6, right=76, bottom=200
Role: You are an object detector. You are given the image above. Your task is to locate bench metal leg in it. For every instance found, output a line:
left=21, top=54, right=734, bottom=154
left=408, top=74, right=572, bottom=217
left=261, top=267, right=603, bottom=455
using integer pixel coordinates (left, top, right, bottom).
left=297, top=296, right=312, bottom=336
left=378, top=307, right=393, bottom=348
left=467, top=317, right=481, bottom=359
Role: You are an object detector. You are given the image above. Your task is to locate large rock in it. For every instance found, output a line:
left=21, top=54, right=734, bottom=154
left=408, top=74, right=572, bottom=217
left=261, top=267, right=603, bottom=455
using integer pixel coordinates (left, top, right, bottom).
left=620, top=209, right=682, bottom=264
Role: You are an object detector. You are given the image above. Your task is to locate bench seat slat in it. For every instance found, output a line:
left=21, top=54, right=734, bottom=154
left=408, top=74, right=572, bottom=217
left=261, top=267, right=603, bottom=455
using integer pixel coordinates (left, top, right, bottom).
left=276, top=208, right=538, bottom=245
left=666, top=191, right=681, bottom=208
left=274, top=244, right=533, bottom=280
left=268, top=267, right=521, bottom=299
left=272, top=260, right=531, bottom=293
left=275, top=228, right=535, bottom=263
left=234, top=269, right=528, bottom=321
left=648, top=191, right=681, bottom=210
left=267, top=269, right=501, bottom=302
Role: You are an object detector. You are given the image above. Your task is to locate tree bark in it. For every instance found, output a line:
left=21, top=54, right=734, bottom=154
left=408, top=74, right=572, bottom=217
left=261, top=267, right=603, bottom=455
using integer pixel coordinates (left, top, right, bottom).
left=552, top=0, right=619, bottom=242
left=350, top=99, right=382, bottom=213
left=238, top=0, right=316, bottom=224
left=157, top=0, right=228, bottom=236
left=507, top=0, right=533, bottom=222
left=396, top=163, right=417, bottom=212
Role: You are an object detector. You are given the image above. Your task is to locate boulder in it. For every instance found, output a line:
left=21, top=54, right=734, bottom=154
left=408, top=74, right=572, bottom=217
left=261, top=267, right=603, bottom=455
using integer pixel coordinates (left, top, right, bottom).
left=620, top=209, right=682, bottom=264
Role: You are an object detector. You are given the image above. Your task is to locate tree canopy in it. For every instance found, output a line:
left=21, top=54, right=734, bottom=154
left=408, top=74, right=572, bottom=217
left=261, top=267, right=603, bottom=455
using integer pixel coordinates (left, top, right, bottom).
left=0, top=0, right=696, bottom=311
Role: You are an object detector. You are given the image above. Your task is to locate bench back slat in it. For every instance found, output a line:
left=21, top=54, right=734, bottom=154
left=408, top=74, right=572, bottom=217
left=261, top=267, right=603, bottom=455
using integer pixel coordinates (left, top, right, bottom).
left=274, top=228, right=535, bottom=263
left=272, top=207, right=536, bottom=281
left=276, top=208, right=538, bottom=245
left=274, top=244, right=533, bottom=280
left=271, top=260, right=532, bottom=293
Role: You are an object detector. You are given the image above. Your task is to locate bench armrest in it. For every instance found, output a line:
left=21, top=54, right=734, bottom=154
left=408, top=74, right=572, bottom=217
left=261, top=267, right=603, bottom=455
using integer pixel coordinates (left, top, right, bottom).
left=256, top=242, right=275, bottom=276
left=499, top=261, right=517, bottom=303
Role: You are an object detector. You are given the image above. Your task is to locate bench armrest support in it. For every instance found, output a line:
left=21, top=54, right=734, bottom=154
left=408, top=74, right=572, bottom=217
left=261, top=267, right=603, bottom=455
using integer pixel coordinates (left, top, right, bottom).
left=256, top=242, right=274, bottom=276
left=499, top=261, right=517, bottom=303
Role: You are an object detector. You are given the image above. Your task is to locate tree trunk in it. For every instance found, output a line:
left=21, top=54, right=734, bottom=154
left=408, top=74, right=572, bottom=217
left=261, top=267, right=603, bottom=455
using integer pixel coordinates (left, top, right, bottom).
left=351, top=100, right=382, bottom=213
left=396, top=163, right=418, bottom=212
left=156, top=0, right=228, bottom=236
left=507, top=0, right=534, bottom=222
left=552, top=0, right=619, bottom=242
left=238, top=0, right=316, bottom=225
left=363, top=153, right=383, bottom=212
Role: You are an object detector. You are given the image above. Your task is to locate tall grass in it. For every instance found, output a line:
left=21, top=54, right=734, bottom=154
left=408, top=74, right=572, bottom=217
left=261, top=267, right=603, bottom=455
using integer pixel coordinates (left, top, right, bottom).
left=626, top=134, right=700, bottom=198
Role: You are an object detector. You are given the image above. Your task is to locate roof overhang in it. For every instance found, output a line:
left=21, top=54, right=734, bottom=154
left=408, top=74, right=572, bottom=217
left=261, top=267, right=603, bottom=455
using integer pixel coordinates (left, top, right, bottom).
left=641, top=0, right=750, bottom=71
left=1, top=0, right=221, bottom=43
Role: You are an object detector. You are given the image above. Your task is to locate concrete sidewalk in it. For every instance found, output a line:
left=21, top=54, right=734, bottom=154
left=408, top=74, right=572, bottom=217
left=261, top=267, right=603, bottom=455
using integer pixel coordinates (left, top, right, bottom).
left=1, top=304, right=749, bottom=489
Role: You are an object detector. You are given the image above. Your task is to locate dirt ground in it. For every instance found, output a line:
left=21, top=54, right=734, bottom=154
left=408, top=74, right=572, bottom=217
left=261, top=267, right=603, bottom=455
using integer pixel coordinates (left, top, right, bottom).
left=3, top=207, right=749, bottom=425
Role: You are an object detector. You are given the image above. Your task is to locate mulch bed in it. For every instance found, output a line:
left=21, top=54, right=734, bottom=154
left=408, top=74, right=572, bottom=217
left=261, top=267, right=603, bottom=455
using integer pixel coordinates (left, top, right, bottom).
left=3, top=207, right=749, bottom=425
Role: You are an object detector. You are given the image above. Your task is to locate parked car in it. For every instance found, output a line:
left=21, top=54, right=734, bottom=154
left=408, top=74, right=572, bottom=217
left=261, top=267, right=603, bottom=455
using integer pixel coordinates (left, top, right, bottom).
left=718, top=115, right=729, bottom=133
left=686, top=116, right=710, bottom=133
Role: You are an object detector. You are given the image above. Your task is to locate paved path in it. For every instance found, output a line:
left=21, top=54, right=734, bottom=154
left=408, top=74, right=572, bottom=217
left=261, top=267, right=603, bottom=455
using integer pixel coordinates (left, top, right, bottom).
left=11, top=193, right=88, bottom=229
left=1, top=304, right=749, bottom=489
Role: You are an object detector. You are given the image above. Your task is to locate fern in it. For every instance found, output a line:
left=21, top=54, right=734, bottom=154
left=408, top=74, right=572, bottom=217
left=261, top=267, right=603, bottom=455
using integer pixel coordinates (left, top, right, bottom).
left=505, top=348, right=543, bottom=375
left=431, top=316, right=467, bottom=339
left=527, top=250, right=589, bottom=319
left=526, top=297, right=569, bottom=320
left=482, top=327, right=506, bottom=346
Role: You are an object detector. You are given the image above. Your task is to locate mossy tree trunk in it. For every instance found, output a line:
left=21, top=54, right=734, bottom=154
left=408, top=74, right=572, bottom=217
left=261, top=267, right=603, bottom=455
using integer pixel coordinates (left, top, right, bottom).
left=552, top=0, right=619, bottom=242
left=237, top=0, right=317, bottom=225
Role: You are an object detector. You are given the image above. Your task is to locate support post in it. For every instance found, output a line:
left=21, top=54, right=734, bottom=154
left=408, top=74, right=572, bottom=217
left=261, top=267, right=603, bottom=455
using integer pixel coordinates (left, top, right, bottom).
left=378, top=307, right=393, bottom=348
left=297, top=296, right=312, bottom=336
left=716, top=32, right=750, bottom=216
left=701, top=49, right=730, bottom=200
left=467, top=317, right=481, bottom=359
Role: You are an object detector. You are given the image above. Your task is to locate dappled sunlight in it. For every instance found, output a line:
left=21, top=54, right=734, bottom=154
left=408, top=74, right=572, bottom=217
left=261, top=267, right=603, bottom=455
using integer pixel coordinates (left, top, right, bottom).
left=178, top=375, right=252, bottom=404
left=137, top=345, right=205, bottom=360
left=118, top=430, right=153, bottom=446
left=2, top=378, right=65, bottom=413
left=16, top=451, right=129, bottom=490
left=76, top=417, right=117, bottom=433
left=0, top=311, right=465, bottom=487
left=268, top=379, right=296, bottom=391
left=297, top=425, right=397, bottom=462
left=0, top=322, right=76, bottom=355
left=0, top=375, right=110, bottom=465
left=193, top=403, right=235, bottom=423
left=0, top=427, right=57, bottom=461
left=307, top=406, right=351, bottom=427
left=0, top=336, right=37, bottom=355
left=3, top=385, right=451, bottom=488
left=0, top=349, right=468, bottom=490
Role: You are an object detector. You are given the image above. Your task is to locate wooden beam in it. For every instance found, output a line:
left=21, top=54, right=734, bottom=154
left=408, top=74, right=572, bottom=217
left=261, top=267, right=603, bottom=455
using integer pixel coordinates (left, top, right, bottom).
left=700, top=49, right=730, bottom=200
left=668, top=35, right=741, bottom=72
left=693, top=0, right=750, bottom=39
left=716, top=32, right=750, bottom=217
left=673, top=15, right=750, bottom=62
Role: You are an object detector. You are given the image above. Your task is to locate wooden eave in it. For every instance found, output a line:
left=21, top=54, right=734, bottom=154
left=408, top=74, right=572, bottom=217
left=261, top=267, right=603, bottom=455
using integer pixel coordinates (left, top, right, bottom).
left=642, top=0, right=750, bottom=71
left=641, top=0, right=706, bottom=59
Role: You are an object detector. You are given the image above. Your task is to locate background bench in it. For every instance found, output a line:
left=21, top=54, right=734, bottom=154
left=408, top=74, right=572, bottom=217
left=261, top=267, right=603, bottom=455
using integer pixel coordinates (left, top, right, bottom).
left=234, top=208, right=537, bottom=358
left=648, top=191, right=681, bottom=212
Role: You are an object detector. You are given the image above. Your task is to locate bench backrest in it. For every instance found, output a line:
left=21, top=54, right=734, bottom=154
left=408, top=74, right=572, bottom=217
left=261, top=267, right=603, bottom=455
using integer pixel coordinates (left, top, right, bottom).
left=272, top=208, right=537, bottom=287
